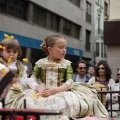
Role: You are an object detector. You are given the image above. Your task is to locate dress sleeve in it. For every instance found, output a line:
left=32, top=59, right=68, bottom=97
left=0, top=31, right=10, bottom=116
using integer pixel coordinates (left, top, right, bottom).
left=64, top=64, right=74, bottom=89
left=66, top=64, right=73, bottom=80
left=31, top=65, right=41, bottom=79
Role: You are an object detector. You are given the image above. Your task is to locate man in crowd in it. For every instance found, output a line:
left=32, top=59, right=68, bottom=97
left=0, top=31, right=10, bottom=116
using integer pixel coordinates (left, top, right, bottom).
left=73, top=60, right=90, bottom=82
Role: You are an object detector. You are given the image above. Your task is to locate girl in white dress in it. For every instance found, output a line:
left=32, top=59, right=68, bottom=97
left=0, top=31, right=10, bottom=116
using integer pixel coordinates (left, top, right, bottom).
left=0, top=34, right=29, bottom=98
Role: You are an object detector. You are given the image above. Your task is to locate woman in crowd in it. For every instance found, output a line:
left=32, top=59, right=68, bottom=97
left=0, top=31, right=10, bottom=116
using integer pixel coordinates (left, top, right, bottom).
left=88, top=61, right=115, bottom=109
left=88, top=61, right=115, bottom=90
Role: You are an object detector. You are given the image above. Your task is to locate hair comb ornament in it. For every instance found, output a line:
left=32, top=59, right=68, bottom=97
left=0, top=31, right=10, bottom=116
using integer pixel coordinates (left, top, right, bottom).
left=40, top=41, right=46, bottom=48
left=4, top=33, right=14, bottom=39
left=0, top=45, right=5, bottom=50
left=44, top=36, right=48, bottom=40
left=40, top=36, right=48, bottom=48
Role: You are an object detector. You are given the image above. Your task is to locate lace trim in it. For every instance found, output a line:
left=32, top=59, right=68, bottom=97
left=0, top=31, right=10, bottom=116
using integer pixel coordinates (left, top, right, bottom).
left=35, top=57, right=72, bottom=69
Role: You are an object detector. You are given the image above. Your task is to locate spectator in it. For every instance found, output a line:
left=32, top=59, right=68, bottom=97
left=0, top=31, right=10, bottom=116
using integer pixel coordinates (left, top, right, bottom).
left=106, top=69, right=120, bottom=118
left=88, top=61, right=115, bottom=107
left=87, top=65, right=95, bottom=78
left=88, top=61, right=115, bottom=90
left=73, top=60, right=90, bottom=82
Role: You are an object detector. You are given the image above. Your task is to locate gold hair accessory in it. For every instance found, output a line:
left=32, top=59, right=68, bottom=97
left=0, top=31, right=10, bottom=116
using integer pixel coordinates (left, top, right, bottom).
left=0, top=45, right=5, bottom=50
left=40, top=36, right=48, bottom=47
left=44, top=36, right=48, bottom=40
left=4, top=33, right=14, bottom=39
left=7, top=56, right=13, bottom=66
left=22, top=58, right=28, bottom=62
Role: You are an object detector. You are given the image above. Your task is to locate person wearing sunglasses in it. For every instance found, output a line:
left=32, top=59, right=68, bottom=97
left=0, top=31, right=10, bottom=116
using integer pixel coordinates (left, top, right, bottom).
left=73, top=60, right=90, bottom=82
left=88, top=61, right=115, bottom=90
left=88, top=61, right=115, bottom=109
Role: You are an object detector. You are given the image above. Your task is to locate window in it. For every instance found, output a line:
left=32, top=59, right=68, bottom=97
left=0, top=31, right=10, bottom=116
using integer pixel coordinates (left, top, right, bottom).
left=0, top=0, right=6, bottom=13
left=86, top=1, right=91, bottom=23
left=104, top=2, right=108, bottom=15
left=0, top=0, right=26, bottom=20
left=98, top=15, right=100, bottom=34
left=71, top=24, right=80, bottom=38
left=33, top=5, right=59, bottom=31
left=46, top=13, right=59, bottom=31
left=33, top=6, right=46, bottom=26
left=68, top=0, right=80, bottom=7
left=63, top=19, right=80, bottom=39
left=85, top=30, right=91, bottom=51
left=63, top=20, right=71, bottom=35
left=96, top=42, right=99, bottom=56
left=101, top=43, right=103, bottom=57
left=104, top=45, right=107, bottom=58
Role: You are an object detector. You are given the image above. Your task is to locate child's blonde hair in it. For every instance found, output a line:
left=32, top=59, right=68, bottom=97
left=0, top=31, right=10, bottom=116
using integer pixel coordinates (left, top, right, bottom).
left=0, top=38, right=22, bottom=58
left=41, top=34, right=65, bottom=54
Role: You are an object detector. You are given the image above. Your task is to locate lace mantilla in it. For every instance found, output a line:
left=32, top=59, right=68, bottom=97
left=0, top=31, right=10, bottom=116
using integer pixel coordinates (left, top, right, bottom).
left=35, top=58, right=72, bottom=69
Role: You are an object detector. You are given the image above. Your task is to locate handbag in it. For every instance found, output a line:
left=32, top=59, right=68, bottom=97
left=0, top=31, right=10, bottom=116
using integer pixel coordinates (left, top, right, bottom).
left=92, top=77, right=107, bottom=107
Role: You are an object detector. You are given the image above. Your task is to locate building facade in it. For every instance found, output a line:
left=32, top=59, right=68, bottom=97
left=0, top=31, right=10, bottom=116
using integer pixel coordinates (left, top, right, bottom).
left=0, top=0, right=95, bottom=68
left=93, top=0, right=107, bottom=65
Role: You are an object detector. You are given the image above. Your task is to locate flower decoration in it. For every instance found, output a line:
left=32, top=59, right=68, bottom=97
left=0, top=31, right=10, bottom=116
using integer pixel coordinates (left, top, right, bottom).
left=0, top=45, right=5, bottom=50
left=22, top=58, right=28, bottom=62
left=40, top=36, right=48, bottom=48
left=4, top=33, right=14, bottom=39
left=11, top=85, right=22, bottom=89
left=40, top=41, right=46, bottom=48
left=1, top=68, right=5, bottom=76
left=32, top=92, right=39, bottom=99
left=7, top=56, right=13, bottom=66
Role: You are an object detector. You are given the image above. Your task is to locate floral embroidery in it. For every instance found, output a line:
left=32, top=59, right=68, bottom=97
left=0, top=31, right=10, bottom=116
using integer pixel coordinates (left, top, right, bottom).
left=22, top=58, right=28, bottom=62
left=35, top=57, right=71, bottom=69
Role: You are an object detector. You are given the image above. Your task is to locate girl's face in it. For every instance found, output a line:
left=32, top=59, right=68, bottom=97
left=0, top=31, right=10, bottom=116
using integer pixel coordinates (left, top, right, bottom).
left=98, top=64, right=106, bottom=76
left=48, top=39, right=67, bottom=60
left=2, top=48, right=18, bottom=62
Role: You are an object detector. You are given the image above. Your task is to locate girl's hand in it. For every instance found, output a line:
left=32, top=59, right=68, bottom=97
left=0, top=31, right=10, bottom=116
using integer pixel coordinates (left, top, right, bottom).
left=41, top=87, right=58, bottom=97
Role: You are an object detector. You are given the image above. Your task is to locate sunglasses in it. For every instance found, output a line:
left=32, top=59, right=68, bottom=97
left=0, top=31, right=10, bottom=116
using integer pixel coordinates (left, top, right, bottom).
left=98, top=67, right=105, bottom=70
left=79, top=67, right=86, bottom=70
left=117, top=74, right=120, bottom=76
